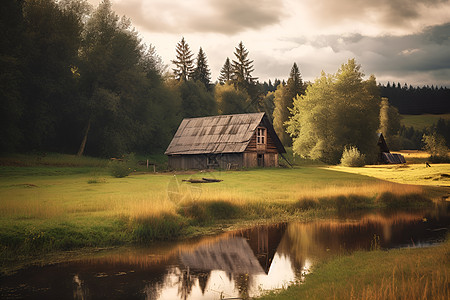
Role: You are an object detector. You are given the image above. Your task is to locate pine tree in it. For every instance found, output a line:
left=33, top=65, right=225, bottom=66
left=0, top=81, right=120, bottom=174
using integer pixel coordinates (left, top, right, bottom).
left=171, top=37, right=194, bottom=81
left=192, top=47, right=211, bottom=89
left=273, top=63, right=305, bottom=146
left=286, top=62, right=304, bottom=97
left=231, top=41, right=256, bottom=90
left=218, top=57, right=232, bottom=84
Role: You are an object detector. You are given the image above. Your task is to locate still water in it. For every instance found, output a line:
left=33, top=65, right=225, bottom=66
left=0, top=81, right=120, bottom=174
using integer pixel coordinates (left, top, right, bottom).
left=1, top=206, right=449, bottom=300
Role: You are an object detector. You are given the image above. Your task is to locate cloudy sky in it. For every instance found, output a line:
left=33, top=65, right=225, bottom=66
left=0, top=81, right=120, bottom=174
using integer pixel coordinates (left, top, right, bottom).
left=88, top=0, right=450, bottom=87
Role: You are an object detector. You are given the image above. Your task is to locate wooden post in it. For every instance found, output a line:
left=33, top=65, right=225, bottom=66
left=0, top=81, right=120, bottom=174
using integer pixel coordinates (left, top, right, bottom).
left=146, top=159, right=149, bottom=169
left=153, top=164, right=156, bottom=173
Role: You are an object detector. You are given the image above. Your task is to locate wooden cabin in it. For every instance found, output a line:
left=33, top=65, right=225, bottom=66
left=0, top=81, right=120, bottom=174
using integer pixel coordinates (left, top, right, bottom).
left=165, top=113, right=286, bottom=169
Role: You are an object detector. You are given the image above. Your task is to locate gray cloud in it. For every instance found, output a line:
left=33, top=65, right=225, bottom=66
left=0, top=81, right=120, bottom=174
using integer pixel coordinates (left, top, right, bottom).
left=259, top=23, right=450, bottom=86
left=113, top=0, right=286, bottom=34
left=306, top=0, right=449, bottom=29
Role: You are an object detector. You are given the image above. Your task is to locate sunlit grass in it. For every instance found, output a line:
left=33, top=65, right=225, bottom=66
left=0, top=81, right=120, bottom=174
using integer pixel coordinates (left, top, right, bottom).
left=329, top=163, right=450, bottom=186
left=0, top=165, right=439, bottom=270
left=259, top=236, right=449, bottom=300
left=0, top=167, right=426, bottom=220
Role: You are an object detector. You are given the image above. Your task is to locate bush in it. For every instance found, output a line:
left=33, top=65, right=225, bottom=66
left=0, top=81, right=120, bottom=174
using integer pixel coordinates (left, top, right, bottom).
left=422, top=133, right=449, bottom=159
left=109, top=153, right=136, bottom=178
left=340, top=146, right=366, bottom=167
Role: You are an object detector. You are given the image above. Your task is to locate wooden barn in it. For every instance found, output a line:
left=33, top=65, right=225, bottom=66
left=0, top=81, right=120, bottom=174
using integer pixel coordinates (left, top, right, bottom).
left=165, top=112, right=286, bottom=169
left=377, top=133, right=406, bottom=164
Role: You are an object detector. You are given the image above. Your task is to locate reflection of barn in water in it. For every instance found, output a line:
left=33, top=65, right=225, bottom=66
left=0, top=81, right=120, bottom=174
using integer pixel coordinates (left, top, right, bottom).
left=180, top=224, right=286, bottom=275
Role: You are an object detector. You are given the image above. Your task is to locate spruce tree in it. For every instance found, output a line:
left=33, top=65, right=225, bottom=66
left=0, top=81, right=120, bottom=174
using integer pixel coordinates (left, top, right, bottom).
left=231, top=41, right=256, bottom=90
left=273, top=63, right=305, bottom=146
left=192, top=47, right=211, bottom=89
left=218, top=57, right=232, bottom=84
left=171, top=37, right=194, bottom=81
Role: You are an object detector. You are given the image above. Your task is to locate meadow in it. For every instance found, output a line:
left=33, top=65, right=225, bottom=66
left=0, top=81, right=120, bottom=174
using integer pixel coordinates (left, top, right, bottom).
left=0, top=153, right=436, bottom=272
left=259, top=235, right=449, bottom=300
left=400, top=113, right=450, bottom=130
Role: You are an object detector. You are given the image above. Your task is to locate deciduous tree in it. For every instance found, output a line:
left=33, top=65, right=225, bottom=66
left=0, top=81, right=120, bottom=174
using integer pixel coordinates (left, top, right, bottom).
left=215, top=83, right=249, bottom=115
left=287, top=59, right=381, bottom=164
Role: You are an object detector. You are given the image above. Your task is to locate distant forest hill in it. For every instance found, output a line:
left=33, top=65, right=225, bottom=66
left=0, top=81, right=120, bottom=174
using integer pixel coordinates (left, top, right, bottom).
left=378, top=83, right=450, bottom=115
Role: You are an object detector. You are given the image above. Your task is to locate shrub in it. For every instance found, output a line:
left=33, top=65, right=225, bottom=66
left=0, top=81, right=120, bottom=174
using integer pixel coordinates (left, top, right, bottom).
left=422, top=133, right=449, bottom=158
left=340, top=146, right=366, bottom=167
left=109, top=153, right=136, bottom=178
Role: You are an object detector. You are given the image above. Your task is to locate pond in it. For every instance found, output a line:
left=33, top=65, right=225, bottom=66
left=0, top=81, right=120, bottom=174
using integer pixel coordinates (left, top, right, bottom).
left=1, top=205, right=449, bottom=300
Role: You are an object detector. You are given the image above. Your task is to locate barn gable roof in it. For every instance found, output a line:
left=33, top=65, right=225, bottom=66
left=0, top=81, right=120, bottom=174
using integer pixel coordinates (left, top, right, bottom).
left=165, top=112, right=286, bottom=155
left=377, top=133, right=390, bottom=153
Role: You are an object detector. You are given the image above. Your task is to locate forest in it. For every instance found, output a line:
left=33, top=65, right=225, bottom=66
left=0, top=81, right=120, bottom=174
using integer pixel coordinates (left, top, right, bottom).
left=1, top=0, right=449, bottom=158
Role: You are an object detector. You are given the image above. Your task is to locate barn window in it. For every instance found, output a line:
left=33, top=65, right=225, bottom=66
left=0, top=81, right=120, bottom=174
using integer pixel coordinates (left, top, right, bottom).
left=257, top=127, right=266, bottom=144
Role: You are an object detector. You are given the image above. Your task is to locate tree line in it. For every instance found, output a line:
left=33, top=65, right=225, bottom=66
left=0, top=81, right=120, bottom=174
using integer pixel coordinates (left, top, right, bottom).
left=1, top=0, right=448, bottom=160
left=379, top=83, right=450, bottom=115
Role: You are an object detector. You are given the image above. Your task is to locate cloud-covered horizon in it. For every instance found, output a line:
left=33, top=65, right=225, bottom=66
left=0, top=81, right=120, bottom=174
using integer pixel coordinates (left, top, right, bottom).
left=88, top=0, right=450, bottom=87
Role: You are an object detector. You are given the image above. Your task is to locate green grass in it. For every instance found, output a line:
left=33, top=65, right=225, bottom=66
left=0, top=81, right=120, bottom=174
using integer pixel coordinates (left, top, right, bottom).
left=401, top=113, right=450, bottom=130
left=0, top=154, right=442, bottom=273
left=259, top=236, right=449, bottom=300
left=0, top=153, right=108, bottom=168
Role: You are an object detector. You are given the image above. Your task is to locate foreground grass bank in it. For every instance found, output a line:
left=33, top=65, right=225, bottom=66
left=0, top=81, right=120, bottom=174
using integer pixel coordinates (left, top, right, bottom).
left=259, top=236, right=449, bottom=300
left=0, top=157, right=442, bottom=273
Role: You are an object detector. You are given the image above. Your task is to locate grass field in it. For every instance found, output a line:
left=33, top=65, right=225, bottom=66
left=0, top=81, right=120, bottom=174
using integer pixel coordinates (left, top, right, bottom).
left=329, top=163, right=450, bottom=187
left=401, top=113, right=450, bottom=130
left=0, top=158, right=435, bottom=272
left=259, top=235, right=449, bottom=300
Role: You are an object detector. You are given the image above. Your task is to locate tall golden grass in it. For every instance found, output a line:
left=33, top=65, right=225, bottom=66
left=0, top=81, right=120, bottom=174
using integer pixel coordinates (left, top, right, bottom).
left=356, top=267, right=448, bottom=300
left=0, top=179, right=424, bottom=219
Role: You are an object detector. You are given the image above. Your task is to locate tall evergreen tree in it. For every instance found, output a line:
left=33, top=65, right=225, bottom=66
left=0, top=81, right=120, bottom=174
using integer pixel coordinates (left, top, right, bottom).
left=192, top=47, right=211, bottom=89
left=218, top=57, right=232, bottom=84
left=286, top=62, right=304, bottom=97
left=231, top=41, right=256, bottom=90
left=273, top=63, right=305, bottom=146
left=171, top=37, right=194, bottom=81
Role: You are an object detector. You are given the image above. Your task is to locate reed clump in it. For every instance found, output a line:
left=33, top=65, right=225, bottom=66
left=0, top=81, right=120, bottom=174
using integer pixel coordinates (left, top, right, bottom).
left=131, top=213, right=186, bottom=243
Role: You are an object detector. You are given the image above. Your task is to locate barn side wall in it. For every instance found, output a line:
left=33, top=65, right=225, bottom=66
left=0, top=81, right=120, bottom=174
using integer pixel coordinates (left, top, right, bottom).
left=168, top=153, right=244, bottom=170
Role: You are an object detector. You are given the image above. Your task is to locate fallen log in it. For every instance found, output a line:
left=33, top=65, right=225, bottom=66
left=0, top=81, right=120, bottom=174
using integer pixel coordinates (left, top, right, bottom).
left=182, top=178, right=223, bottom=183
left=202, top=178, right=223, bottom=182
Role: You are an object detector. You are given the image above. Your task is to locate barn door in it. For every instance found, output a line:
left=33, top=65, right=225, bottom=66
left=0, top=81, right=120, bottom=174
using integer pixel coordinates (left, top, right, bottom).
left=257, top=154, right=264, bottom=167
